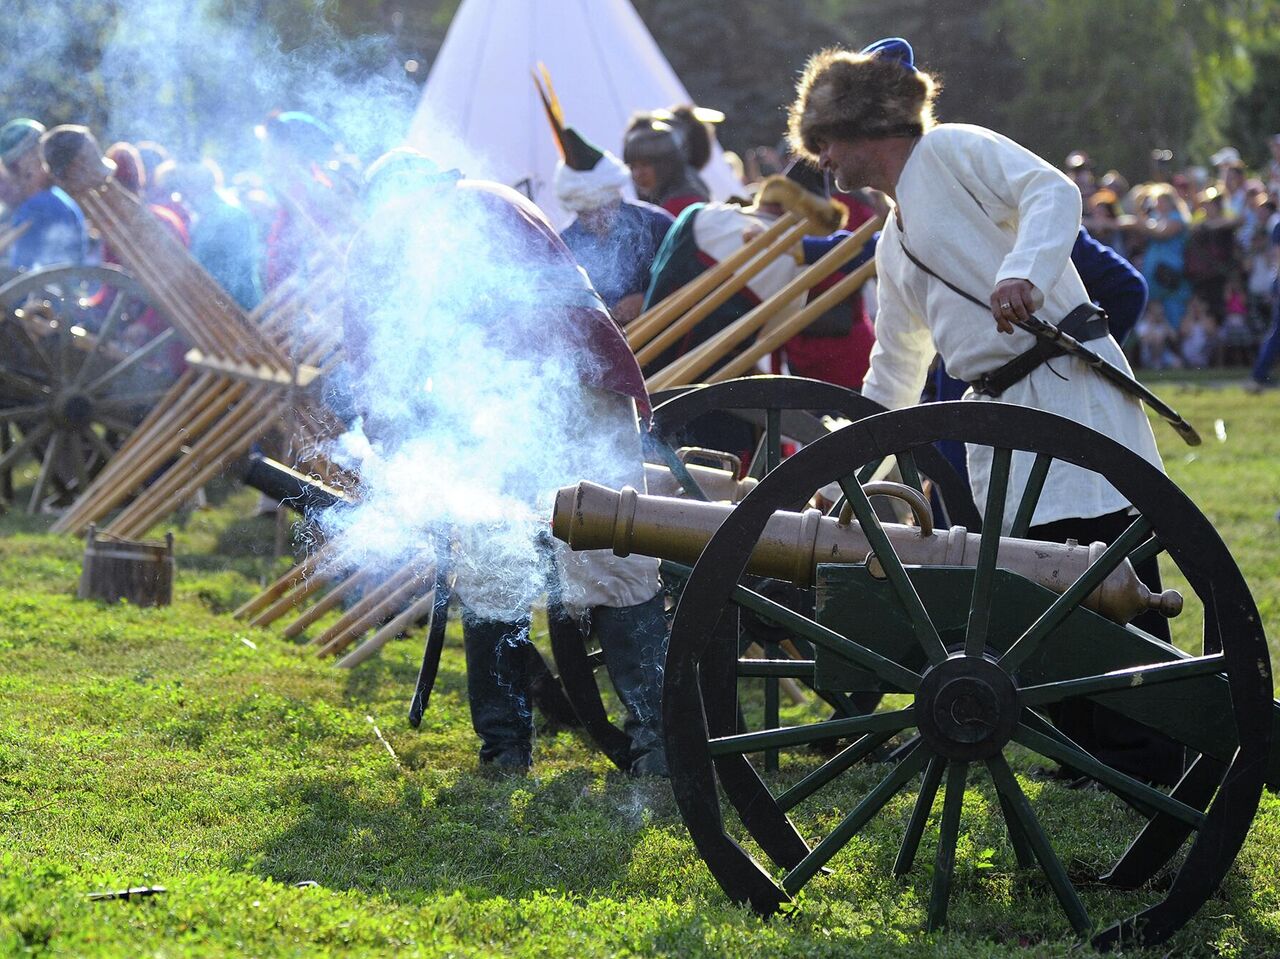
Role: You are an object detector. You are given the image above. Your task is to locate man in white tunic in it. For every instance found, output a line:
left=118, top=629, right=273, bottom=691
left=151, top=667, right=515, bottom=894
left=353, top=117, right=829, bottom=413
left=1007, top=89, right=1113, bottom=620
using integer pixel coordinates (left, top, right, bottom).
left=787, top=39, right=1182, bottom=785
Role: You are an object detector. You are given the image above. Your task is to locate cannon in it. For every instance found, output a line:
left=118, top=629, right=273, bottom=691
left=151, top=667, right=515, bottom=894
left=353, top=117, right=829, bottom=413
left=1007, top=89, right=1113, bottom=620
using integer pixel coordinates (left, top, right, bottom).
left=552, top=400, right=1275, bottom=950
left=546, top=375, right=980, bottom=772
left=0, top=264, right=177, bottom=511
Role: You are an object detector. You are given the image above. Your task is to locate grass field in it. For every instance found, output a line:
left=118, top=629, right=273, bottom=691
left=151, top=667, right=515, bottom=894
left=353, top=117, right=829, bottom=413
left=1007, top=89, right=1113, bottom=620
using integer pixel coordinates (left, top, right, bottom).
left=1, top=383, right=1278, bottom=957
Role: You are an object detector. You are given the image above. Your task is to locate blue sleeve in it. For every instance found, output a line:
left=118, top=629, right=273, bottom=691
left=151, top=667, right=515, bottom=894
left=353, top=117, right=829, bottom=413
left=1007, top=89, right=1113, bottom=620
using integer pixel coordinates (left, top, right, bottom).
left=1071, top=227, right=1147, bottom=344
left=802, top=230, right=878, bottom=272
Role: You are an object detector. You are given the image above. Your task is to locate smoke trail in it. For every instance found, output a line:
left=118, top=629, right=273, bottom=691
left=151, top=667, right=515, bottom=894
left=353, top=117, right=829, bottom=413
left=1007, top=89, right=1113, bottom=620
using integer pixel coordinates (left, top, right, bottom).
left=327, top=176, right=643, bottom=621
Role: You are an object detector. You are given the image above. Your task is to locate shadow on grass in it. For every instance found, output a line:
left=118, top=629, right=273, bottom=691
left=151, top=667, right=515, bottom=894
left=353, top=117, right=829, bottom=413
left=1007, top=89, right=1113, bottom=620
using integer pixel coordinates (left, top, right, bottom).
left=242, top=764, right=659, bottom=903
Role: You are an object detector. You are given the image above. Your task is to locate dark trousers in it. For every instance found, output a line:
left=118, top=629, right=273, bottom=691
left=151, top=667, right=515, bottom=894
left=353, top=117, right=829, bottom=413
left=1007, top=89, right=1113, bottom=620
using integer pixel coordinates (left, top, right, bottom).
left=1028, top=509, right=1184, bottom=785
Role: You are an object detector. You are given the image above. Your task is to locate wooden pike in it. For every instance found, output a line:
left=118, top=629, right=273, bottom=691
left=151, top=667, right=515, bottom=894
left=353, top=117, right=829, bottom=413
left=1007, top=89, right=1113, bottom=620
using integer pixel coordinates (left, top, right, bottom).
left=250, top=563, right=341, bottom=628
left=626, top=212, right=801, bottom=350
left=335, top=587, right=440, bottom=669
left=634, top=216, right=815, bottom=366
left=314, top=566, right=432, bottom=658
left=106, top=386, right=287, bottom=538
left=233, top=542, right=333, bottom=620
left=282, top=567, right=373, bottom=640
left=647, top=219, right=879, bottom=390
left=708, top=258, right=878, bottom=383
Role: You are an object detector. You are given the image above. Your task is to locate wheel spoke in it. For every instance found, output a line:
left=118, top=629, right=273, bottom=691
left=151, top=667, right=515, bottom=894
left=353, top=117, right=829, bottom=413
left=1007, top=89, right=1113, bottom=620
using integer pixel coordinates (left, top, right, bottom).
left=895, top=450, right=922, bottom=494
left=985, top=755, right=1092, bottom=936
left=0, top=403, right=47, bottom=421
left=966, top=446, right=1011, bottom=656
left=994, top=785, right=1037, bottom=867
left=93, top=389, right=171, bottom=409
left=837, top=475, right=947, bottom=665
left=0, top=367, right=52, bottom=400
left=776, top=730, right=896, bottom=812
left=67, top=429, right=87, bottom=492
left=1101, top=753, right=1226, bottom=889
left=28, top=431, right=63, bottom=513
left=855, top=457, right=884, bottom=484
left=1000, top=515, right=1153, bottom=672
left=70, top=293, right=129, bottom=388
left=1019, top=653, right=1226, bottom=706
left=926, top=760, right=968, bottom=931
left=79, top=425, right=116, bottom=465
left=1008, top=452, right=1052, bottom=539
left=1126, top=534, right=1164, bottom=569
left=1013, top=721, right=1204, bottom=828
left=781, top=743, right=931, bottom=895
left=83, top=328, right=176, bottom=393
left=765, top=407, right=782, bottom=473
left=894, top=753, right=945, bottom=876
left=662, top=560, right=922, bottom=692
left=708, top=706, right=915, bottom=756
left=0, top=422, right=52, bottom=473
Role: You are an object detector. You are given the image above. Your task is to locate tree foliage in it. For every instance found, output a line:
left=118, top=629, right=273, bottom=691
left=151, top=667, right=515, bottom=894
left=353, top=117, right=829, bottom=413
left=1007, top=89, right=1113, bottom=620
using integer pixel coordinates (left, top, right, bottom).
left=0, top=0, right=1276, bottom=183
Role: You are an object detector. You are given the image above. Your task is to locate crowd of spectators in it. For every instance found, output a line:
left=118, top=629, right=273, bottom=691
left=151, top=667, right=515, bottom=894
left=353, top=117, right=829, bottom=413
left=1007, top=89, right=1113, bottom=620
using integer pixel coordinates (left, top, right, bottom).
left=1070, top=140, right=1280, bottom=388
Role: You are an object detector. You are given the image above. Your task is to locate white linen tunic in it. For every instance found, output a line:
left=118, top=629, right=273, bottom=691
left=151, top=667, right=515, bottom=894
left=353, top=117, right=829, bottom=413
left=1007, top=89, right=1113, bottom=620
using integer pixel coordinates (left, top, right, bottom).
left=860, top=123, right=1163, bottom=531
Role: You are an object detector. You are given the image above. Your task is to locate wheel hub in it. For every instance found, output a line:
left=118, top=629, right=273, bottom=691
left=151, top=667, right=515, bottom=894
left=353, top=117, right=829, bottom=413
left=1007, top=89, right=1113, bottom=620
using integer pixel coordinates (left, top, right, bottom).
left=55, top=391, right=93, bottom=428
left=915, top=653, right=1019, bottom=760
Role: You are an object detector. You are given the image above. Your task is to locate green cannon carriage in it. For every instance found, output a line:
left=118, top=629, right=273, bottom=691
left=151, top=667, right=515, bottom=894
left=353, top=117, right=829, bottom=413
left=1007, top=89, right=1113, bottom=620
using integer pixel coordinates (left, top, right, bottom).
left=552, top=400, right=1275, bottom=951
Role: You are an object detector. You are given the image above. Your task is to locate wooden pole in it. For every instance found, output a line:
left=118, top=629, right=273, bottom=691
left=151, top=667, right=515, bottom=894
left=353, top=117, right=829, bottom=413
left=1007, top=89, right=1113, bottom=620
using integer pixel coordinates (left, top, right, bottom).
left=314, top=570, right=430, bottom=658
left=308, top=562, right=422, bottom=648
left=233, top=543, right=332, bottom=619
left=335, top=588, right=439, bottom=669
left=625, top=212, right=801, bottom=350
left=633, top=217, right=817, bottom=367
left=249, top=563, right=341, bottom=628
left=282, top=568, right=373, bottom=640
left=646, top=219, right=879, bottom=390
left=708, top=259, right=878, bottom=383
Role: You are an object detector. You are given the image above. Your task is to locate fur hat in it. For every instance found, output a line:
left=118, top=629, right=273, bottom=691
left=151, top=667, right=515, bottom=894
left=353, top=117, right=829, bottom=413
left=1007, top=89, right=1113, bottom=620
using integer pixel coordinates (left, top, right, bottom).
left=788, top=40, right=939, bottom=162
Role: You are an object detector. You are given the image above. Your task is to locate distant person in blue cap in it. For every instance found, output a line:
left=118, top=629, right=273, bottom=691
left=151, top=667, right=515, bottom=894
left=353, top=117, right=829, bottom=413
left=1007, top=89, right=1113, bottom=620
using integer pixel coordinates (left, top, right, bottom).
left=0, top=118, right=87, bottom=270
left=789, top=39, right=1183, bottom=786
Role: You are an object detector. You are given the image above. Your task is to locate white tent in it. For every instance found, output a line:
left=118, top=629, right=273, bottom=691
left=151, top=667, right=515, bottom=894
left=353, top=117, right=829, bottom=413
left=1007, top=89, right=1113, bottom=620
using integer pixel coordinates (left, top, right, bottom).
left=406, top=0, right=744, bottom=228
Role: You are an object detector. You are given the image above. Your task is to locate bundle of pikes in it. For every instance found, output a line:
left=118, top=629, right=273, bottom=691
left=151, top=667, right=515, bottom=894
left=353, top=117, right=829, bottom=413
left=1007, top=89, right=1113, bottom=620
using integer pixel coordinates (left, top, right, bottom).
left=625, top=176, right=880, bottom=389
left=42, top=126, right=347, bottom=539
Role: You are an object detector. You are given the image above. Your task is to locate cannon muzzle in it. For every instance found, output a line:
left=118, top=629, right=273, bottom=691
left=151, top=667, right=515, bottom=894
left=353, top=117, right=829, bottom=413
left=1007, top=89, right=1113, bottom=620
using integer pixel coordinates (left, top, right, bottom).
left=242, top=454, right=353, bottom=514
left=552, top=481, right=1183, bottom=625
left=40, top=125, right=114, bottom=193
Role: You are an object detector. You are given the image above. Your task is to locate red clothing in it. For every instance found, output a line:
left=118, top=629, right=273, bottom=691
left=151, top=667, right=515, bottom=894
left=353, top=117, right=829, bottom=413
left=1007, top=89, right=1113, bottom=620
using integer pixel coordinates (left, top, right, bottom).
left=774, top=193, right=877, bottom=389
left=661, top=193, right=705, bottom=218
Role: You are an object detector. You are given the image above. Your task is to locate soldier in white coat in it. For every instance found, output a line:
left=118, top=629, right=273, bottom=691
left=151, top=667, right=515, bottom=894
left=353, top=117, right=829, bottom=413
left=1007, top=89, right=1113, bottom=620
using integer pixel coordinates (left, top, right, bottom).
left=787, top=38, right=1183, bottom=785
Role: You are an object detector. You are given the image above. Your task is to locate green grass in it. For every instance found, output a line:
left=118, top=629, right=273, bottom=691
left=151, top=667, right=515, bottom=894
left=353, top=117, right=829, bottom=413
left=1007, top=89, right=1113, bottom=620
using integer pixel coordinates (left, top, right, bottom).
left=1, top=384, right=1279, bottom=957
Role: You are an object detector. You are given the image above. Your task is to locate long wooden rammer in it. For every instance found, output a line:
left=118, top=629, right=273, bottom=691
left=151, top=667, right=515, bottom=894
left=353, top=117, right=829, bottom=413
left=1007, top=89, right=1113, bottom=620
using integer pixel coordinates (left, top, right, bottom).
left=41, top=126, right=345, bottom=539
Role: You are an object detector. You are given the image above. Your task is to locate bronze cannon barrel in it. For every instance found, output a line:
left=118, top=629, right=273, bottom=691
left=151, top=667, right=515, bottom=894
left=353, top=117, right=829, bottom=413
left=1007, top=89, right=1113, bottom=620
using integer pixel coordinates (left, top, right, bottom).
left=552, top=481, right=1183, bottom=625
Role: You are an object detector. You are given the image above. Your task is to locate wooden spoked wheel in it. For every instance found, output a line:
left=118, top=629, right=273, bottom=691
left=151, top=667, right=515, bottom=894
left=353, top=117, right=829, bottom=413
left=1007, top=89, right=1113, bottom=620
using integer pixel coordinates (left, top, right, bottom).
left=549, top=375, right=979, bottom=772
left=0, top=265, right=179, bottom=512
left=663, top=401, right=1272, bottom=950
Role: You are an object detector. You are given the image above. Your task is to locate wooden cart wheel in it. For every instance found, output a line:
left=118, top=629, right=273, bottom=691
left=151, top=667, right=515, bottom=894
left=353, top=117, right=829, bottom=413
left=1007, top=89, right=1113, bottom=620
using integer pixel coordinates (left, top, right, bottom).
left=663, top=401, right=1272, bottom=950
left=549, top=375, right=979, bottom=771
left=0, top=264, right=179, bottom=512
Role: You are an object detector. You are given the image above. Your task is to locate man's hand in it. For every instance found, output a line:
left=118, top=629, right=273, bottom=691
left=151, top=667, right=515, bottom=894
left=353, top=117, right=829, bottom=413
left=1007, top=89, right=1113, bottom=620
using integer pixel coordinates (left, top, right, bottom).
left=990, top=278, right=1043, bottom=334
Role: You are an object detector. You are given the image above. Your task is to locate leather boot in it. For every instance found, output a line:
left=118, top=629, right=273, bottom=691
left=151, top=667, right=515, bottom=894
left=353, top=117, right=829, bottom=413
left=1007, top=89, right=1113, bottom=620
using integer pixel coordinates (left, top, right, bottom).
left=461, top=611, right=533, bottom=772
left=592, top=594, right=669, bottom=776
